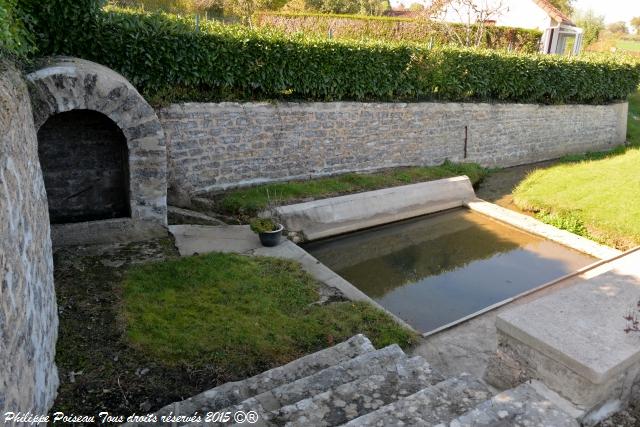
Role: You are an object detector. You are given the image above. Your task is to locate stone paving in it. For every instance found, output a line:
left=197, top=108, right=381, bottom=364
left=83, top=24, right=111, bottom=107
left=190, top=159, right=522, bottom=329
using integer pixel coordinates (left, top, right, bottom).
left=124, top=335, right=578, bottom=427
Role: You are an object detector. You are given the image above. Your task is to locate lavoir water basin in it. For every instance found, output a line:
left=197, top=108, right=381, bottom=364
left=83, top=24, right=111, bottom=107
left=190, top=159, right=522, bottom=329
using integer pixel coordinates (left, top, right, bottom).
left=304, top=208, right=596, bottom=334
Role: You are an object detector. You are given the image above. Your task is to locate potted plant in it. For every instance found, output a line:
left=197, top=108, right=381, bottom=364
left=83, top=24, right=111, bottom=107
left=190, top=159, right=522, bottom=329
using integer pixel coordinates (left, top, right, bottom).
left=250, top=217, right=284, bottom=247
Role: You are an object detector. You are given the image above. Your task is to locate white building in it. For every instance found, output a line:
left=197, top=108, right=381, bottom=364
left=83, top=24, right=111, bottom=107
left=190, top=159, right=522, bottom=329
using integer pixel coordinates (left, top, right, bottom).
left=424, top=0, right=584, bottom=54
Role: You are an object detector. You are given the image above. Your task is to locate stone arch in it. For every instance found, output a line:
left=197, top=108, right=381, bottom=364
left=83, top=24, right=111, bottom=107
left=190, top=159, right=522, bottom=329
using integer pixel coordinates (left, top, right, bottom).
left=26, top=57, right=167, bottom=245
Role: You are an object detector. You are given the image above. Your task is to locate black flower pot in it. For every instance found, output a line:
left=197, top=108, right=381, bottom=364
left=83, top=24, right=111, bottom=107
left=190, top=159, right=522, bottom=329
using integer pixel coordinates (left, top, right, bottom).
left=258, top=223, right=284, bottom=247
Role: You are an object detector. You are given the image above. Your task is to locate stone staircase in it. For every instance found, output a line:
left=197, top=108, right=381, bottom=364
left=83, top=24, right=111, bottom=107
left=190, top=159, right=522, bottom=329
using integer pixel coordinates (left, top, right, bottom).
left=125, top=335, right=578, bottom=426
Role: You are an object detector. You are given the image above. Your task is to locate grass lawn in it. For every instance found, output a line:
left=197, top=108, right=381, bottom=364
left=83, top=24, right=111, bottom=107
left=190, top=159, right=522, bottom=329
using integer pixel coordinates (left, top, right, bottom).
left=616, top=39, right=640, bottom=53
left=512, top=92, right=640, bottom=249
left=215, top=161, right=487, bottom=218
left=123, top=252, right=417, bottom=374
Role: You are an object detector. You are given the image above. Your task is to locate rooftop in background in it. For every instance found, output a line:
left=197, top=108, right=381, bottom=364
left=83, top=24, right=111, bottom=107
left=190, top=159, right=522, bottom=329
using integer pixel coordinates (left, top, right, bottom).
left=531, top=0, right=574, bottom=26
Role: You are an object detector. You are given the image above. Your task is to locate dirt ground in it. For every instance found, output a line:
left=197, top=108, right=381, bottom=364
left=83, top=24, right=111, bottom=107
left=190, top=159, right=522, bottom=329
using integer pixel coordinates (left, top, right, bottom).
left=50, top=238, right=239, bottom=420
left=474, top=161, right=557, bottom=210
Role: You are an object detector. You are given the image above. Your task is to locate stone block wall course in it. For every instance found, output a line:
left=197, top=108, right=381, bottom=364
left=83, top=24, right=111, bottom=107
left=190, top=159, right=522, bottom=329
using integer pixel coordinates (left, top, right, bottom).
left=0, top=63, right=59, bottom=414
left=159, top=101, right=628, bottom=197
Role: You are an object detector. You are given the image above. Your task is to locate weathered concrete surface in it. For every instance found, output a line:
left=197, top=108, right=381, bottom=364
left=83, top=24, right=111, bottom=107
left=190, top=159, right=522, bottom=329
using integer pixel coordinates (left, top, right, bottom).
left=51, top=218, right=167, bottom=246
left=344, top=374, right=492, bottom=426
left=467, top=199, right=621, bottom=260
left=492, top=248, right=640, bottom=419
left=159, top=101, right=628, bottom=194
left=451, top=382, right=580, bottom=427
left=0, top=63, right=59, bottom=414
left=413, top=309, right=502, bottom=381
left=26, top=57, right=167, bottom=245
left=169, top=224, right=261, bottom=255
left=274, top=176, right=476, bottom=241
left=167, top=205, right=225, bottom=226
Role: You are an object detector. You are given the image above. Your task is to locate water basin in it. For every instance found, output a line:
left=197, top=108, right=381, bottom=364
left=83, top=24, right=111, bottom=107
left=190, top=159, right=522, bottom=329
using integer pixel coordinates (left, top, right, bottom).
left=303, top=208, right=596, bottom=333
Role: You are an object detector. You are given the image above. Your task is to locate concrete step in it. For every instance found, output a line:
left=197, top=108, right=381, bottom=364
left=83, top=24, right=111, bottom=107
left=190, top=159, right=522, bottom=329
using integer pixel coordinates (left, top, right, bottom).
left=450, top=383, right=579, bottom=427
left=123, top=335, right=374, bottom=426
left=343, top=373, right=492, bottom=426
left=272, top=355, right=442, bottom=427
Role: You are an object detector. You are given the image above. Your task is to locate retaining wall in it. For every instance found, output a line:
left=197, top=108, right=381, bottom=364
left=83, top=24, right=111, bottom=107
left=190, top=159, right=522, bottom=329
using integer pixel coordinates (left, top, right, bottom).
left=0, top=64, right=59, bottom=414
left=159, top=101, right=628, bottom=198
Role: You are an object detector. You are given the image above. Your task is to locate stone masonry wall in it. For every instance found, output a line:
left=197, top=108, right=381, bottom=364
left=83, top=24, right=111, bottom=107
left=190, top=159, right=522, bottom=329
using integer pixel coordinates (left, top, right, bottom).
left=160, top=101, right=628, bottom=197
left=0, top=64, right=59, bottom=414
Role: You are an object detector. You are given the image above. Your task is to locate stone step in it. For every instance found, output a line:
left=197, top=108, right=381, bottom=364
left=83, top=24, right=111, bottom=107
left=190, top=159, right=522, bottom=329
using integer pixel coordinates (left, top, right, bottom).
left=231, top=344, right=416, bottom=415
left=272, top=355, right=442, bottom=427
left=342, top=373, right=492, bottom=426
left=196, top=345, right=424, bottom=427
left=123, top=335, right=375, bottom=426
left=449, top=383, right=579, bottom=427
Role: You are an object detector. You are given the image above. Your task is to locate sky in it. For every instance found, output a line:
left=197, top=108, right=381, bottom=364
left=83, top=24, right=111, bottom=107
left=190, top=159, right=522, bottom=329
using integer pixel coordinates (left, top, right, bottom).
left=573, top=0, right=640, bottom=24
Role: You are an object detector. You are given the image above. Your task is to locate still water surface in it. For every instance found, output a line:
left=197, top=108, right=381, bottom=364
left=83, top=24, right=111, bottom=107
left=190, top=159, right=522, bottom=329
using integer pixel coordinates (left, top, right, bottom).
left=304, top=209, right=595, bottom=333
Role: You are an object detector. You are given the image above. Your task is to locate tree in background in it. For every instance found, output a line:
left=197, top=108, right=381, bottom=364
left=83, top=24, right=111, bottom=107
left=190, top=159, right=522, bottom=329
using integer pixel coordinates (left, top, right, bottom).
left=572, top=9, right=604, bottom=47
left=283, top=0, right=388, bottom=15
left=607, top=21, right=628, bottom=34
left=546, top=0, right=573, bottom=16
left=631, top=16, right=640, bottom=34
left=409, top=2, right=424, bottom=11
left=427, top=0, right=507, bottom=47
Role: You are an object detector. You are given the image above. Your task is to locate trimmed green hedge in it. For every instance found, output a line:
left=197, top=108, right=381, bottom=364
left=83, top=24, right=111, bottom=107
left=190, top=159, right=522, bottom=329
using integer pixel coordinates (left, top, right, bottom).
left=20, top=7, right=640, bottom=105
left=0, top=0, right=33, bottom=57
left=15, top=0, right=103, bottom=55
left=254, top=12, right=542, bottom=53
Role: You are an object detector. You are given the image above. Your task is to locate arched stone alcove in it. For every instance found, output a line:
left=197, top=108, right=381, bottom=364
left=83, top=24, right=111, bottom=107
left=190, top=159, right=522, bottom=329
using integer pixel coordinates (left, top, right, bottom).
left=38, top=109, right=131, bottom=223
left=26, top=57, right=167, bottom=245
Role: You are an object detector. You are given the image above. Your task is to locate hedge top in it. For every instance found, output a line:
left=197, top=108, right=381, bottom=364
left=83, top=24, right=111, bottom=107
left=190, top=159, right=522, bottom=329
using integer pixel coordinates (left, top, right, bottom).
left=16, top=4, right=640, bottom=105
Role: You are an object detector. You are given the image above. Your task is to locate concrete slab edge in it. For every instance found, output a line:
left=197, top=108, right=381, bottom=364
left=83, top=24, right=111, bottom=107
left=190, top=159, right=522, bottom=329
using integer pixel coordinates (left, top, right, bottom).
left=494, top=247, right=640, bottom=386
left=257, top=242, right=420, bottom=335
left=495, top=317, right=607, bottom=384
left=465, top=199, right=621, bottom=260
left=421, top=254, right=614, bottom=339
left=275, top=176, right=476, bottom=241
left=52, top=218, right=168, bottom=246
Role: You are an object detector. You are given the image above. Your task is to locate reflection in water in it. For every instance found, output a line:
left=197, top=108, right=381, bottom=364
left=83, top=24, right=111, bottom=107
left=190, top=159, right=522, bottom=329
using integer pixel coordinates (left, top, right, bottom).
left=304, top=209, right=595, bottom=333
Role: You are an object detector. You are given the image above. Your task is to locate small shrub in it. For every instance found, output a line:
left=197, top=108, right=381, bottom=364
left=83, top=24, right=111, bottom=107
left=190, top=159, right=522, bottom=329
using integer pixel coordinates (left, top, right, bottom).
left=250, top=217, right=279, bottom=233
left=624, top=299, right=640, bottom=334
left=535, top=209, right=590, bottom=237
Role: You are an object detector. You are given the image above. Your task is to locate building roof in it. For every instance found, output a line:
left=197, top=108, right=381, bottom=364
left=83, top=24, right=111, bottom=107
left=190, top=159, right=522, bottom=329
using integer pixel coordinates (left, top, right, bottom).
left=531, top=0, right=575, bottom=26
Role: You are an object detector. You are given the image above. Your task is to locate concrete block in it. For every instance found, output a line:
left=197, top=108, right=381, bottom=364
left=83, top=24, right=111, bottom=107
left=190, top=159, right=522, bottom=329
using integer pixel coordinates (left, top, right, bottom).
left=493, top=249, right=640, bottom=418
left=274, top=176, right=476, bottom=241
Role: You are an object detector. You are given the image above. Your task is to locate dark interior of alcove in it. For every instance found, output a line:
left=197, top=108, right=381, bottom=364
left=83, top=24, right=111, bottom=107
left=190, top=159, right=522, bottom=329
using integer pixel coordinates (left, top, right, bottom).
left=37, top=109, right=130, bottom=224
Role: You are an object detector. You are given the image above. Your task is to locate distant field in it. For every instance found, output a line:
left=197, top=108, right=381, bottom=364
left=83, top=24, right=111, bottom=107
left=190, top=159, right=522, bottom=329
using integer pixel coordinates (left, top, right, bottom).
left=616, top=39, right=640, bottom=53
